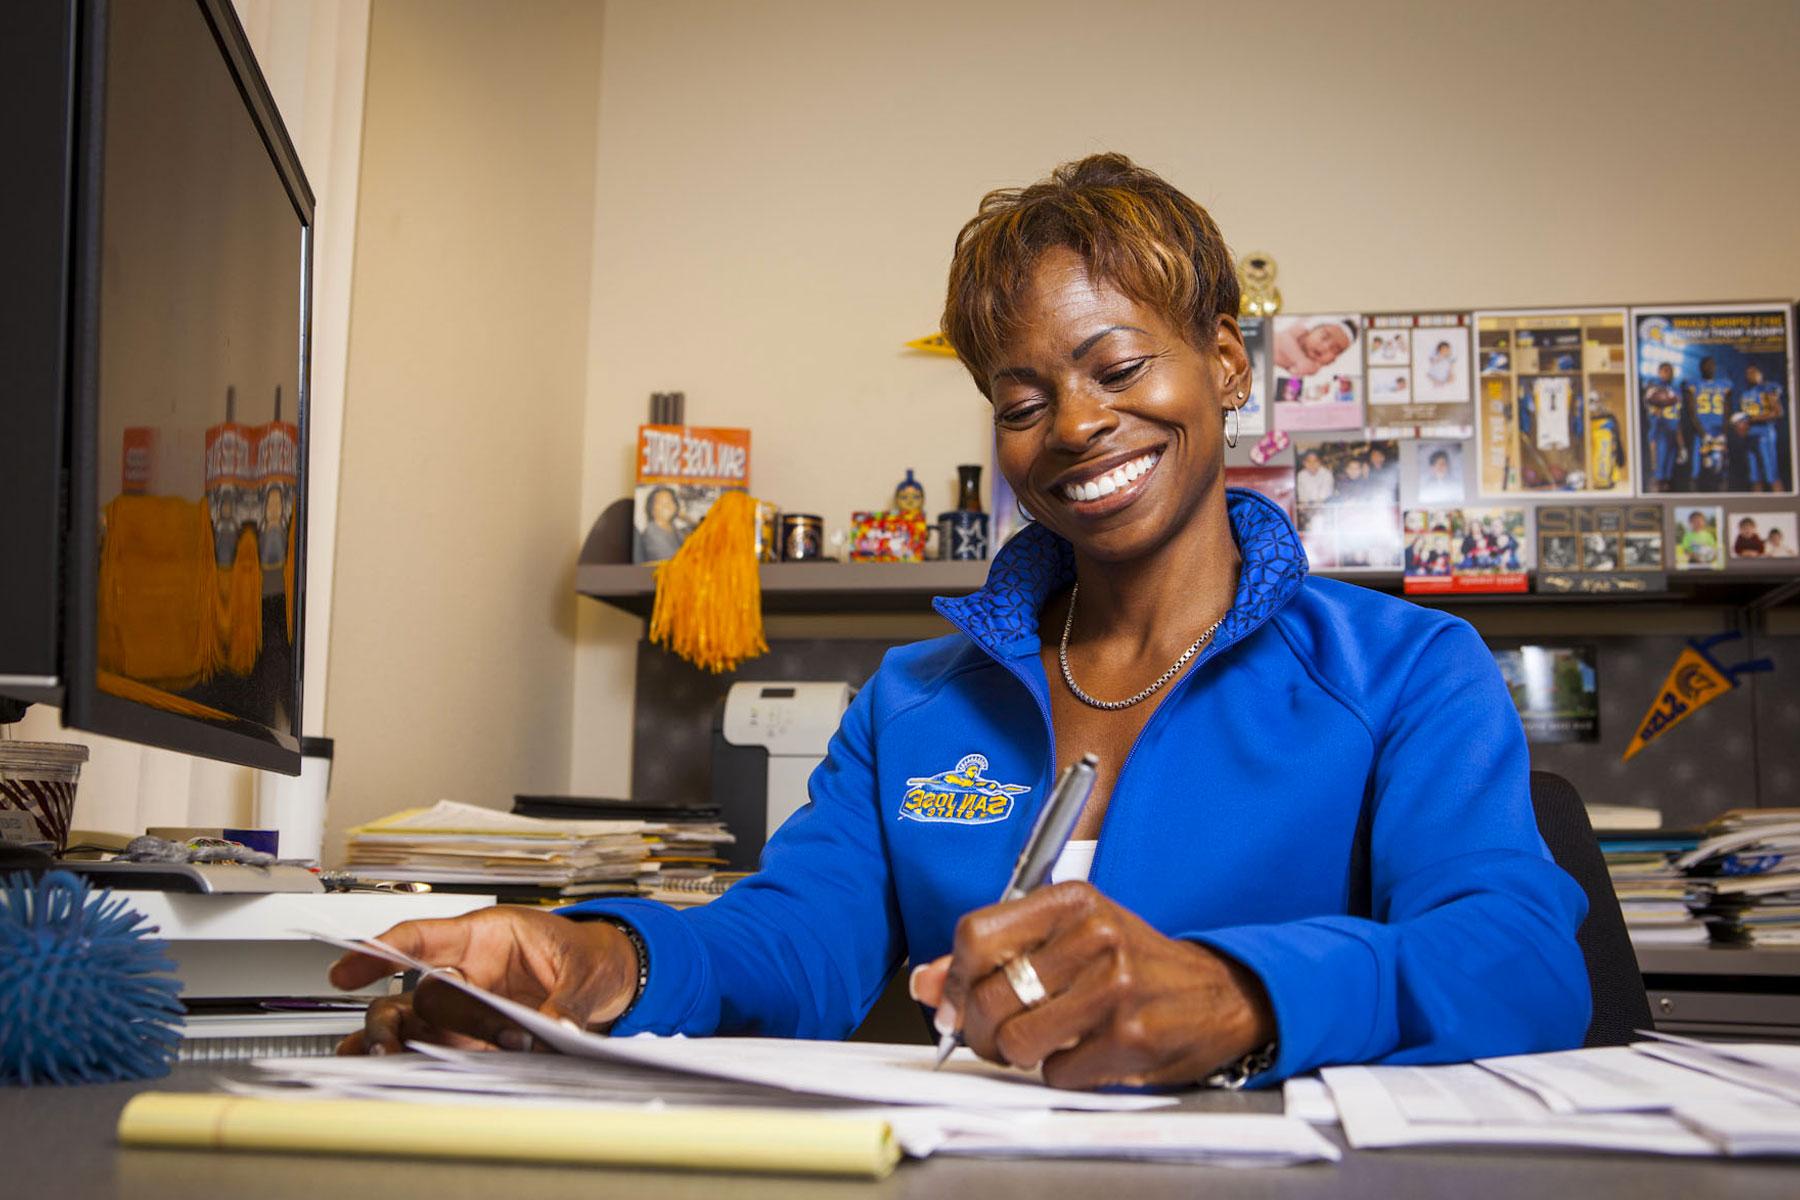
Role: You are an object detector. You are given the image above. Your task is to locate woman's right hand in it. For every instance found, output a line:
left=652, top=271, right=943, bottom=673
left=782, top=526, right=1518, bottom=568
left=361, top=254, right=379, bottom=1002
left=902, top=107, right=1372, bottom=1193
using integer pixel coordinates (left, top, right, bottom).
left=329, top=907, right=641, bottom=1055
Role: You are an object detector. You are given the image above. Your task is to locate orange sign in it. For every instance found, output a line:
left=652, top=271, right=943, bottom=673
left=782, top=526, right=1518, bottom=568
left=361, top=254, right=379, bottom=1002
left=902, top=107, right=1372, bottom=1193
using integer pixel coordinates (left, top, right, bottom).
left=636, top=425, right=751, bottom=487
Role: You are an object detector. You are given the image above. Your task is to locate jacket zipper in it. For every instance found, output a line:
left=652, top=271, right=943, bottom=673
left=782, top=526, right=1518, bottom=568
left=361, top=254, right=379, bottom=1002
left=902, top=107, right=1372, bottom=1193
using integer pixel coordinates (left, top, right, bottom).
left=936, top=600, right=1267, bottom=886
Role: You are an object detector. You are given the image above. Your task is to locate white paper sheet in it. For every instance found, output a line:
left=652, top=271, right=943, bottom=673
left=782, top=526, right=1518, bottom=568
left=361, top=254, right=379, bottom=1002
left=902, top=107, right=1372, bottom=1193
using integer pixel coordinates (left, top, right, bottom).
left=1640, top=1032, right=1800, bottom=1077
left=310, top=931, right=1173, bottom=1112
left=1674, top=1102, right=1800, bottom=1156
left=1477, top=1046, right=1793, bottom=1114
left=1320, top=1065, right=1717, bottom=1155
left=239, top=1049, right=1331, bottom=1165
left=1282, top=1075, right=1339, bottom=1125
left=932, top=1112, right=1340, bottom=1166
left=1633, top=1042, right=1800, bottom=1106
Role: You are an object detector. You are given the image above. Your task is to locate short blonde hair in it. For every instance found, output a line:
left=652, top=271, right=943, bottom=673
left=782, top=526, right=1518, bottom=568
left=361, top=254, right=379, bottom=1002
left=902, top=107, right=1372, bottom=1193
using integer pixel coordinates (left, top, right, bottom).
left=942, top=154, right=1240, bottom=396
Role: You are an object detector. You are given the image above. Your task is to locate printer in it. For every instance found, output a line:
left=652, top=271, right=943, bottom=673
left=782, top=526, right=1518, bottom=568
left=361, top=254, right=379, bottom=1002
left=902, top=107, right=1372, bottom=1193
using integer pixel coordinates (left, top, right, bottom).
left=711, top=681, right=854, bottom=870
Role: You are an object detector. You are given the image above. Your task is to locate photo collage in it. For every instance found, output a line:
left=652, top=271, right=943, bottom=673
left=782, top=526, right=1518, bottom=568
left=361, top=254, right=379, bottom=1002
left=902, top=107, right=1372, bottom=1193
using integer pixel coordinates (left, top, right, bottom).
left=1228, top=302, right=1798, bottom=590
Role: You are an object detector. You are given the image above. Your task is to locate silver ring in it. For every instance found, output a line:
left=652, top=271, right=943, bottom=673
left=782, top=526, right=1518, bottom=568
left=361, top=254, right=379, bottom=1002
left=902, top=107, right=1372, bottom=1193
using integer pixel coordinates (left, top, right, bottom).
left=1002, top=955, right=1049, bottom=1008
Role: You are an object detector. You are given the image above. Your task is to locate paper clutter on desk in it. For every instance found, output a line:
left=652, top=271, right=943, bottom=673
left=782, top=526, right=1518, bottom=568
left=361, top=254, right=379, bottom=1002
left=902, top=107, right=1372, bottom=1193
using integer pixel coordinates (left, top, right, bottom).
left=342, top=799, right=733, bottom=903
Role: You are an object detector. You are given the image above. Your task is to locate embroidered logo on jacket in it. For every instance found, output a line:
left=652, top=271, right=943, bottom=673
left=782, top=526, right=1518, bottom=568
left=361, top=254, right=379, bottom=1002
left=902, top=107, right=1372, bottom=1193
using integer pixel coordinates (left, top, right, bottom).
left=899, top=754, right=1030, bottom=825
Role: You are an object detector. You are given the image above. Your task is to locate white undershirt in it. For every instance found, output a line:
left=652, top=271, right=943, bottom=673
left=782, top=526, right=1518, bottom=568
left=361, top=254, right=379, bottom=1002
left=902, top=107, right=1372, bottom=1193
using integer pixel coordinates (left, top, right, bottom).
left=1051, top=839, right=1098, bottom=884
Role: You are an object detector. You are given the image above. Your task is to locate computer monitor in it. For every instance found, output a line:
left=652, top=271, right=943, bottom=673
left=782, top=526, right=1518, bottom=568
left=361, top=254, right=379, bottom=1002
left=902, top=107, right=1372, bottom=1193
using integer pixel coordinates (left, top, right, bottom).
left=0, top=0, right=313, bottom=774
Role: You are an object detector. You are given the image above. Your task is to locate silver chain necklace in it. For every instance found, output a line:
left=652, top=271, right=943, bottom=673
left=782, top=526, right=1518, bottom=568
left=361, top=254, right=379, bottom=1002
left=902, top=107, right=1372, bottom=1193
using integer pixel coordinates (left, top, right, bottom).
left=1058, top=583, right=1227, bottom=711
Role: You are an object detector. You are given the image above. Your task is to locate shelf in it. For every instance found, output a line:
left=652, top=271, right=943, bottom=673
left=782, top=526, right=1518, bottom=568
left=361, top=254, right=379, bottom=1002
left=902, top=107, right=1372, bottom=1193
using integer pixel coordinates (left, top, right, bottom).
left=1635, top=944, right=1800, bottom=978
left=576, top=560, right=990, bottom=617
left=576, top=560, right=1800, bottom=619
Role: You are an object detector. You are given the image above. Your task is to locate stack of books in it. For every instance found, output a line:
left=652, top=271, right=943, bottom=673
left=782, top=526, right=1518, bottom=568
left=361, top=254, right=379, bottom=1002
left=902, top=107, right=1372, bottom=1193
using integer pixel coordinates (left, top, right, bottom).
left=1599, top=830, right=1708, bottom=946
left=345, top=800, right=733, bottom=903
left=1676, top=811, right=1800, bottom=947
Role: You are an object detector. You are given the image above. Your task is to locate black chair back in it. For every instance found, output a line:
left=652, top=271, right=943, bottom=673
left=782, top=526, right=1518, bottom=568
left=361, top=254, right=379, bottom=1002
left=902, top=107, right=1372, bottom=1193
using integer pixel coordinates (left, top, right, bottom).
left=1529, top=770, right=1654, bottom=1046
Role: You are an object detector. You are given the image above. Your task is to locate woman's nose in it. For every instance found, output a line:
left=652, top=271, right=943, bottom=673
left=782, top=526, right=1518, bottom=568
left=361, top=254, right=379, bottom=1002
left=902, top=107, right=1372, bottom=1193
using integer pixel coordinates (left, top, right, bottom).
left=1047, top=386, right=1117, bottom=452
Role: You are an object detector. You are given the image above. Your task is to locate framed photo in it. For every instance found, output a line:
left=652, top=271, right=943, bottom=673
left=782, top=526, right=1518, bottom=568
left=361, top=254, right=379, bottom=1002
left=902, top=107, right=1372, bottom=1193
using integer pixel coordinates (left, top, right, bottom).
left=633, top=423, right=752, bottom=563
left=1631, top=304, right=1795, bottom=497
left=1727, top=510, right=1799, bottom=560
left=1415, top=439, right=1467, bottom=505
left=1293, top=438, right=1401, bottom=570
left=1403, top=507, right=1527, bottom=594
left=1224, top=464, right=1295, bottom=518
left=1473, top=308, right=1635, bottom=497
left=1672, top=505, right=1724, bottom=571
left=1491, top=644, right=1600, bottom=743
left=1272, top=315, right=1364, bottom=433
left=1364, top=312, right=1474, bottom=439
left=1534, top=504, right=1666, bottom=594
left=1238, top=315, right=1272, bottom=438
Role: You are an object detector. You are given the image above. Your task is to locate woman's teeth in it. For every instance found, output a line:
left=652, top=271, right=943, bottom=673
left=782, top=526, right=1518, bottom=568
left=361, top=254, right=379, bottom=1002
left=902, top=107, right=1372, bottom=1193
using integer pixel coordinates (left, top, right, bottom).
left=1061, top=452, right=1159, bottom=502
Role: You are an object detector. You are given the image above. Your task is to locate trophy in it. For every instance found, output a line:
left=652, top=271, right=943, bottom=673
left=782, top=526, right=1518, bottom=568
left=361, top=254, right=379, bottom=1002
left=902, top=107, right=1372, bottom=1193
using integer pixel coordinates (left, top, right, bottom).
left=1238, top=252, right=1282, bottom=317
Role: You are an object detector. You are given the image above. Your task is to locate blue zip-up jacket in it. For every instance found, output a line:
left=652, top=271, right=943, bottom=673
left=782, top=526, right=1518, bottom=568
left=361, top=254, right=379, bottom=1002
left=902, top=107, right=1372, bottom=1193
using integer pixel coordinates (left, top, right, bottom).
left=566, top=489, right=1591, bottom=1085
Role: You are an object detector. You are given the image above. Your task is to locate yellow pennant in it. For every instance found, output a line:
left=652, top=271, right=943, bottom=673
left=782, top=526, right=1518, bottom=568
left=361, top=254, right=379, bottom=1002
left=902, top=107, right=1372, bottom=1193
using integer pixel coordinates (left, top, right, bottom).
left=1621, top=643, right=1751, bottom=762
left=1621, top=648, right=1731, bottom=762
left=905, top=333, right=957, bottom=356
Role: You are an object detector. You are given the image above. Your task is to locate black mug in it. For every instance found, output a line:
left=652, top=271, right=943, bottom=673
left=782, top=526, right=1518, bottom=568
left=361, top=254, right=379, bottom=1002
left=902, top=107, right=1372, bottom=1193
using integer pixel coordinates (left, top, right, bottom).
left=938, top=511, right=990, bottom=561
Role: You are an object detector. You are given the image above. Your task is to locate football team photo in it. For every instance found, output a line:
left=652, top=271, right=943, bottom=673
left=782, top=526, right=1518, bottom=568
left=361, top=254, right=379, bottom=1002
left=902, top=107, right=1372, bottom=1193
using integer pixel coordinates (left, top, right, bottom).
left=1634, top=305, right=1795, bottom=496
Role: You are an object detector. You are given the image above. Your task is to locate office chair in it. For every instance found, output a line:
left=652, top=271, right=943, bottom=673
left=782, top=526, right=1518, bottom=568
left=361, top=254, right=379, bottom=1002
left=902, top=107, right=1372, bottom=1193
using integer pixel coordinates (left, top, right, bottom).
left=1529, top=770, right=1655, bottom=1046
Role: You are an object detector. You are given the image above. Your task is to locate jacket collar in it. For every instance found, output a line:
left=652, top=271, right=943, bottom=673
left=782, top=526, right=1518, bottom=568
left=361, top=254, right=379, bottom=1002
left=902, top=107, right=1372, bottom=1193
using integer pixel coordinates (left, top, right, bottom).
left=933, top=487, right=1309, bottom=660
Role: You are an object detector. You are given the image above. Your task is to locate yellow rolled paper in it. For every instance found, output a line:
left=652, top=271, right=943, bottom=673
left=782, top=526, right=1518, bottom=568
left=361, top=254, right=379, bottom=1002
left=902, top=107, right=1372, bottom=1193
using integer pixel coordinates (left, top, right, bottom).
left=118, top=1093, right=900, bottom=1180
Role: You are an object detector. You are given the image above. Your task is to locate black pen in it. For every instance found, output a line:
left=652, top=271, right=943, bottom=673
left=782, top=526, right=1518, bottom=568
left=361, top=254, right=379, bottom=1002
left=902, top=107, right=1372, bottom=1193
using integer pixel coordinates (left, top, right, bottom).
left=932, top=752, right=1100, bottom=1069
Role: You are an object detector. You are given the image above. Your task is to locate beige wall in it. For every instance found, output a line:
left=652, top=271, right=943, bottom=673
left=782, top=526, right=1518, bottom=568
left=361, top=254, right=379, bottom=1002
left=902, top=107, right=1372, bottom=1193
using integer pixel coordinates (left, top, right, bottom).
left=324, top=0, right=605, bottom=854
left=234, top=0, right=372, bottom=742
left=569, top=0, right=1800, bottom=795
left=44, top=0, right=1800, bottom=839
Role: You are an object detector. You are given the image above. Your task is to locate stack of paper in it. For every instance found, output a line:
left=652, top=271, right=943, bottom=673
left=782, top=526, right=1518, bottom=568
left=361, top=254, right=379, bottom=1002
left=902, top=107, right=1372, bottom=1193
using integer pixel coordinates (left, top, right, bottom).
left=1676, top=815, right=1800, bottom=946
left=1599, top=831, right=1708, bottom=946
left=223, top=930, right=1338, bottom=1171
left=1317, top=1038, right=1800, bottom=1157
left=225, top=1046, right=1336, bottom=1167
left=344, top=800, right=733, bottom=901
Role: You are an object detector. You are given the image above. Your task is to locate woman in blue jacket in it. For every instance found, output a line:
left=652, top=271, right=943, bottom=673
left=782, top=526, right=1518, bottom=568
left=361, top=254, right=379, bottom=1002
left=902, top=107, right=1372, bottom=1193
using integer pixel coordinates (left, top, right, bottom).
left=334, top=154, right=1590, bottom=1088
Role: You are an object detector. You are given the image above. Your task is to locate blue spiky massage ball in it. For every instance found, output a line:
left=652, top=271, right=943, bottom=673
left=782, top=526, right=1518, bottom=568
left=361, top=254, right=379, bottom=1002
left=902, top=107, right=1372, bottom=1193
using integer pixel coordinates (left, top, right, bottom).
left=0, top=870, right=184, bottom=1084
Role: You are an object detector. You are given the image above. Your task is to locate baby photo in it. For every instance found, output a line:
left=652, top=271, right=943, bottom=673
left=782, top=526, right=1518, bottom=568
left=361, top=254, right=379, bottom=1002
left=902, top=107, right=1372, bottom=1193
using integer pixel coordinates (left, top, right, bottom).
left=1412, top=325, right=1471, bottom=404
left=1366, top=328, right=1410, bottom=366
left=1728, top=511, right=1799, bottom=559
left=1273, top=314, right=1364, bottom=432
left=1415, top=440, right=1466, bottom=504
left=1368, top=367, right=1413, bottom=405
left=1673, top=505, right=1724, bottom=570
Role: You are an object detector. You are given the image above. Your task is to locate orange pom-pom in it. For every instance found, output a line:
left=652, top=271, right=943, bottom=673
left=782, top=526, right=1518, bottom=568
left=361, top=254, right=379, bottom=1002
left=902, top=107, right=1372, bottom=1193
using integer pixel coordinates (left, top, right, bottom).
left=647, top=491, right=768, bottom=673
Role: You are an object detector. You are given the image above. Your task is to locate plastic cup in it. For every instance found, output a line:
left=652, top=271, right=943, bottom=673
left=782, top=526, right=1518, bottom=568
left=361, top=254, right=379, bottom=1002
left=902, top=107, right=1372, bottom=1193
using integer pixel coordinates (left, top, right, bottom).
left=0, top=740, right=91, bottom=852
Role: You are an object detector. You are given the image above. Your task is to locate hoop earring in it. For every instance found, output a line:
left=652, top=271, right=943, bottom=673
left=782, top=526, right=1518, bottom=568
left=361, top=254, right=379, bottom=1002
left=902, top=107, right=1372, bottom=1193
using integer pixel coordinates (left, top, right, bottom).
left=1225, top=389, right=1245, bottom=449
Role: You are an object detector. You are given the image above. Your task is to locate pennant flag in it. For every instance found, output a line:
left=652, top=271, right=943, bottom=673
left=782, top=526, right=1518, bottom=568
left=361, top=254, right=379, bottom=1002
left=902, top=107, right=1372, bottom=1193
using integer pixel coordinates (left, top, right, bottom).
left=905, top=333, right=957, bottom=356
left=1622, top=633, right=1772, bottom=762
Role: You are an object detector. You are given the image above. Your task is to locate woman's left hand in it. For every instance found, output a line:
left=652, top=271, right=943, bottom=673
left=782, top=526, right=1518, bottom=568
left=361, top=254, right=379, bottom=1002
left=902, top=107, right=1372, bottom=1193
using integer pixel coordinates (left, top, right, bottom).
left=909, top=881, right=1275, bottom=1089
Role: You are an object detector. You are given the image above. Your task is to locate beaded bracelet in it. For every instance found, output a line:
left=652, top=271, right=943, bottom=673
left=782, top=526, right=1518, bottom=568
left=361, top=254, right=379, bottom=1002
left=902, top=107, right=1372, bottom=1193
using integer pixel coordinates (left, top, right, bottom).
left=1205, top=1040, right=1278, bottom=1090
left=592, top=917, right=650, bottom=1021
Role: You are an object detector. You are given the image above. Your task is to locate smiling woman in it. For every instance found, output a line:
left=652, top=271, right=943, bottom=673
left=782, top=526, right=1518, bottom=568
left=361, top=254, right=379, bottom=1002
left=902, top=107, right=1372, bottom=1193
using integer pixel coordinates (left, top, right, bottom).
left=334, top=154, right=1593, bottom=1093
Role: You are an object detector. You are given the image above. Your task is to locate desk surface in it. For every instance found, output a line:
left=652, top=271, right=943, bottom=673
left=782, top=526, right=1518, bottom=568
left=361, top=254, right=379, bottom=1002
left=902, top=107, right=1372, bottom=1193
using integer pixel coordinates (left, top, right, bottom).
left=10, top=1064, right=1800, bottom=1199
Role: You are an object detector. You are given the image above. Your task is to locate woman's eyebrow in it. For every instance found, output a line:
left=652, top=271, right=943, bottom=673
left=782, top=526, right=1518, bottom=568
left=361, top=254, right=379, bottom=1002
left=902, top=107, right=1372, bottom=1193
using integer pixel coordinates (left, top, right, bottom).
left=1071, top=325, right=1147, bottom=360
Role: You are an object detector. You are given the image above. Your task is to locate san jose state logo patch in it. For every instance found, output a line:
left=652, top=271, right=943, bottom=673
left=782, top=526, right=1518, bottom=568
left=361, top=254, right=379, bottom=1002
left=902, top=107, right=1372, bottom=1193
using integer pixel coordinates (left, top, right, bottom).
left=898, top=753, right=1030, bottom=825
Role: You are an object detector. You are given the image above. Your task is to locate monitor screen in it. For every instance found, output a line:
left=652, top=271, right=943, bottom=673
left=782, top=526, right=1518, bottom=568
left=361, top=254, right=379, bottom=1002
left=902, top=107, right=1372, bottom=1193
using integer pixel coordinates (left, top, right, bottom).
left=69, top=0, right=310, bottom=767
